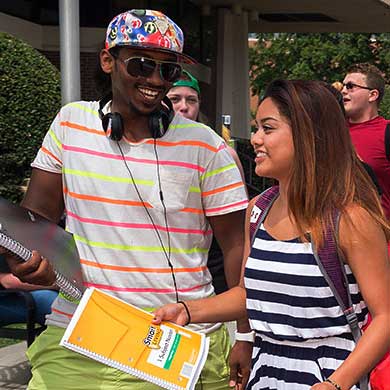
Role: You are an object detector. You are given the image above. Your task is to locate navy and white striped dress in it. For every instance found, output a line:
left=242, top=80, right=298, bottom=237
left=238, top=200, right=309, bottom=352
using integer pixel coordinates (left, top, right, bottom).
left=244, top=224, right=369, bottom=390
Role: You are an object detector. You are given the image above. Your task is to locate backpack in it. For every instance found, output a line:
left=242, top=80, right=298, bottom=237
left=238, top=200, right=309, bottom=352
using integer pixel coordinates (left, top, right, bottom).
left=249, top=186, right=375, bottom=389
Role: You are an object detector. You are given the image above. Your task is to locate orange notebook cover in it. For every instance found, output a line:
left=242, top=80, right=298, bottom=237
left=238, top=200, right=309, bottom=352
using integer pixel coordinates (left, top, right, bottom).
left=60, top=288, right=209, bottom=390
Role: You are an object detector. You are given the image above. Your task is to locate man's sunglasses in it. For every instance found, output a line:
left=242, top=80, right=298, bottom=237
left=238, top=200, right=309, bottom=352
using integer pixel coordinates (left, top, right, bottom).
left=120, top=56, right=182, bottom=83
left=343, top=82, right=372, bottom=91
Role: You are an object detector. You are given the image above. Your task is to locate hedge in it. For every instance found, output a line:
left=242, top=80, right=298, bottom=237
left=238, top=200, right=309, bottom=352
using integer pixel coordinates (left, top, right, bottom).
left=0, top=32, right=61, bottom=202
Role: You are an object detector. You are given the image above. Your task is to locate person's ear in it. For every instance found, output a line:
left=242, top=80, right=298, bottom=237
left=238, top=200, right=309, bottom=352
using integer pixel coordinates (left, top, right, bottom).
left=100, top=49, right=115, bottom=75
left=368, top=88, right=380, bottom=103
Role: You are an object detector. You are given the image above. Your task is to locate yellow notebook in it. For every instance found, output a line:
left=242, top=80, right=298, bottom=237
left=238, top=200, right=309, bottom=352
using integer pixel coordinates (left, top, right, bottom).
left=60, top=288, right=209, bottom=390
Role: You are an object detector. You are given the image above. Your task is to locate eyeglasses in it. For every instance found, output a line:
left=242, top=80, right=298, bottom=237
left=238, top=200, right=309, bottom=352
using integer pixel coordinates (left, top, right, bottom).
left=120, top=56, right=182, bottom=83
left=342, top=82, right=372, bottom=91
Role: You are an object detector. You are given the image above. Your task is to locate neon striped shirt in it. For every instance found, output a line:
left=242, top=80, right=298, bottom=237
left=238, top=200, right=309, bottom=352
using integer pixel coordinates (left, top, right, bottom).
left=32, top=101, right=248, bottom=331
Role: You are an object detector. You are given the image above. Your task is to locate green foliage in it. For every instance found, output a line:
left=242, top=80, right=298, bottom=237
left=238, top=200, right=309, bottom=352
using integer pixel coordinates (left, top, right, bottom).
left=379, top=85, right=390, bottom=118
left=250, top=33, right=390, bottom=113
left=0, top=33, right=61, bottom=202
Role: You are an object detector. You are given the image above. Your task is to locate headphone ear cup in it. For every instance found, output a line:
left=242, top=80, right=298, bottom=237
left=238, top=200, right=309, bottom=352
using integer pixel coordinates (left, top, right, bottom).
left=101, top=112, right=124, bottom=141
left=149, top=112, right=160, bottom=139
left=149, top=100, right=174, bottom=139
left=101, top=113, right=112, bottom=133
left=110, top=113, right=124, bottom=141
left=160, top=108, right=174, bottom=133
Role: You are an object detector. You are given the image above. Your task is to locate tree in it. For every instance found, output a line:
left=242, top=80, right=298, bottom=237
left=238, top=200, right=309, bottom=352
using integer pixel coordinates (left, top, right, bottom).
left=0, top=33, right=61, bottom=202
left=249, top=33, right=390, bottom=115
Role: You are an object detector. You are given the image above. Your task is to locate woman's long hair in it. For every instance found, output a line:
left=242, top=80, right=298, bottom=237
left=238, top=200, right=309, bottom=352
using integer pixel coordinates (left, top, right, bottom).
left=262, top=79, right=389, bottom=247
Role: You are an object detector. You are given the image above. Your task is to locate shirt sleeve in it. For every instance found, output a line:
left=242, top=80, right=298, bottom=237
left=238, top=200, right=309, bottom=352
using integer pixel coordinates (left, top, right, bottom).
left=31, top=108, right=65, bottom=173
left=201, top=141, right=248, bottom=216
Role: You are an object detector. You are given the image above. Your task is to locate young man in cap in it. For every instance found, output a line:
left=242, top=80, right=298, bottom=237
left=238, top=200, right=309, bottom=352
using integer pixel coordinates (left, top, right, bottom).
left=4, top=9, right=247, bottom=389
left=342, top=63, right=390, bottom=221
left=167, top=69, right=203, bottom=122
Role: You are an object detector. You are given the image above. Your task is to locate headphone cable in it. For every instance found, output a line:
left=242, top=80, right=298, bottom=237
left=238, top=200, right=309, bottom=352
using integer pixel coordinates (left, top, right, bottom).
left=117, top=141, right=179, bottom=303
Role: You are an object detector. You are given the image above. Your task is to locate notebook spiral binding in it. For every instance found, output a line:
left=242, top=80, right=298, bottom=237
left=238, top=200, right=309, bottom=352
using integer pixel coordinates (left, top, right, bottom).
left=0, top=231, right=83, bottom=301
left=54, top=270, right=83, bottom=301
left=0, top=231, right=31, bottom=261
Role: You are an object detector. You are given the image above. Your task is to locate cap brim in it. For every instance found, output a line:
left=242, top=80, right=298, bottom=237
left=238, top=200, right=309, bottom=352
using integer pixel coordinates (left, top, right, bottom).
left=115, top=42, right=197, bottom=64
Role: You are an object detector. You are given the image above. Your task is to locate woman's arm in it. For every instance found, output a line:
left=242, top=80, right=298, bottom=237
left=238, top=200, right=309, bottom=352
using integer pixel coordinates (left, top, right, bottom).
left=152, top=286, right=246, bottom=326
left=315, top=205, right=390, bottom=390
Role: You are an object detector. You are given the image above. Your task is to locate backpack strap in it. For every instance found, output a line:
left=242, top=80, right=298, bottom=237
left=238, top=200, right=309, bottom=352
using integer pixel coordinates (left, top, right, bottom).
left=251, top=189, right=358, bottom=338
left=250, top=188, right=368, bottom=389
left=312, top=212, right=369, bottom=390
left=385, top=122, right=390, bottom=161
left=249, top=186, right=279, bottom=245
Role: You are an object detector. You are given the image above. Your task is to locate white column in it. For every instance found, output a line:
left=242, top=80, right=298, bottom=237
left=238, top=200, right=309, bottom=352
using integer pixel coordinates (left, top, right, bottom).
left=215, top=8, right=250, bottom=139
left=59, top=0, right=80, bottom=105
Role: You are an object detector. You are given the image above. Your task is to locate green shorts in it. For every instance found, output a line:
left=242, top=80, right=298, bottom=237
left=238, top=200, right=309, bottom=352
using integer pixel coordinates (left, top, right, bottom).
left=27, top=324, right=230, bottom=390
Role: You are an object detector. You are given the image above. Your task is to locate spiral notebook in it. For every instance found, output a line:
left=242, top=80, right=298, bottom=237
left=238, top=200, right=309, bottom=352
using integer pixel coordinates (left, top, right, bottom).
left=60, top=288, right=209, bottom=390
left=0, top=195, right=84, bottom=300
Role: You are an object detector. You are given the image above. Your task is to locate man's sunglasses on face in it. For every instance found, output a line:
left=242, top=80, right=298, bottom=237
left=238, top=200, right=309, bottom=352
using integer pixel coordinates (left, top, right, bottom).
left=342, top=81, right=372, bottom=91
left=119, top=56, right=182, bottom=83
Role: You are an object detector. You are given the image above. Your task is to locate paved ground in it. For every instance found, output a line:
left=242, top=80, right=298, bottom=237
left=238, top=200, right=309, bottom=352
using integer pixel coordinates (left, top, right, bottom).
left=0, top=342, right=30, bottom=390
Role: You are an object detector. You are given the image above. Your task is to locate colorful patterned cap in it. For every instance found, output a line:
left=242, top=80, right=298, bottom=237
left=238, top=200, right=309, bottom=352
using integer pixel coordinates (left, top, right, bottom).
left=173, top=70, right=201, bottom=95
left=105, top=9, right=195, bottom=64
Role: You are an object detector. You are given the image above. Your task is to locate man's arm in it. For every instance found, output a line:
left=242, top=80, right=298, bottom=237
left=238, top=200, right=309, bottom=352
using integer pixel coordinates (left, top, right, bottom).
left=21, top=168, right=64, bottom=223
left=0, top=272, right=57, bottom=291
left=208, top=210, right=245, bottom=288
left=4, top=168, right=64, bottom=285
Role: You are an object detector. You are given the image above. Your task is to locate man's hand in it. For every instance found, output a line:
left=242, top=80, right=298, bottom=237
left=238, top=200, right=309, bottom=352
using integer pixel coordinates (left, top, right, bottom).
left=229, top=341, right=253, bottom=389
left=4, top=250, right=56, bottom=286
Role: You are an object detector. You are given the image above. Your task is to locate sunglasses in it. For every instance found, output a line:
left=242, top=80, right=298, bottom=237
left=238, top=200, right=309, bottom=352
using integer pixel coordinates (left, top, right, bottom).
left=342, top=82, right=372, bottom=91
left=120, top=56, right=182, bottom=83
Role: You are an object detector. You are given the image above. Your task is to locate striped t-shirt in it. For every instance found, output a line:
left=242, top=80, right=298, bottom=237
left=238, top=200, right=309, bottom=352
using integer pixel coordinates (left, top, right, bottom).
left=245, top=224, right=368, bottom=389
left=32, top=101, right=248, bottom=331
left=245, top=224, right=368, bottom=341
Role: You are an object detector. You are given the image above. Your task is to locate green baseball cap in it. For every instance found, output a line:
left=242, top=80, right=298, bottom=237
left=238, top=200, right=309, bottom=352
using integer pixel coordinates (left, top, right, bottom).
left=173, top=70, right=200, bottom=95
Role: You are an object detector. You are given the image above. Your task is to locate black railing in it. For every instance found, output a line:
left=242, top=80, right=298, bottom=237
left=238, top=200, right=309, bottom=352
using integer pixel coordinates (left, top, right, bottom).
left=235, top=138, right=274, bottom=198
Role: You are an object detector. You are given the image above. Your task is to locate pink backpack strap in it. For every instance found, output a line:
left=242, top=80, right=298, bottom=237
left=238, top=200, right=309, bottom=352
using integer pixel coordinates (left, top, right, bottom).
left=249, top=185, right=279, bottom=245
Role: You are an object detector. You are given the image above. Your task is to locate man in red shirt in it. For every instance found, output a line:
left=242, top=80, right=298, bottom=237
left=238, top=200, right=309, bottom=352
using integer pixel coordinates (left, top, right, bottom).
left=342, top=63, right=390, bottom=221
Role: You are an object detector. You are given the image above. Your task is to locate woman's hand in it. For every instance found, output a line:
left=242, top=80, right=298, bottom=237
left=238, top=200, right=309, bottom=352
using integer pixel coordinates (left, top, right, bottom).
left=152, top=302, right=190, bottom=326
left=311, top=380, right=339, bottom=390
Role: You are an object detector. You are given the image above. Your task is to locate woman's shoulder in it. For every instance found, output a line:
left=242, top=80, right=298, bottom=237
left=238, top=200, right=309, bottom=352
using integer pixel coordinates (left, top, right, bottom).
left=339, top=203, right=386, bottom=251
left=340, top=203, right=377, bottom=227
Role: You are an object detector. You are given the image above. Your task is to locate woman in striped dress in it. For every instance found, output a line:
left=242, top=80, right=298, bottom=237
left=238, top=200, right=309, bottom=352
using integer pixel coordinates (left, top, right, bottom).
left=153, top=80, right=390, bottom=390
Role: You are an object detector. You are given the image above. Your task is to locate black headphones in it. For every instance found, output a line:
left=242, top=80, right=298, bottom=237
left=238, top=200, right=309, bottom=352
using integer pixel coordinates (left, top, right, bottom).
left=98, top=94, right=174, bottom=141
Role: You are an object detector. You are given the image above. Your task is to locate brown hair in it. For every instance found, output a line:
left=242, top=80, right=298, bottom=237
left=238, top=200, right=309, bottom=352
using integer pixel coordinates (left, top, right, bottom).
left=347, top=63, right=386, bottom=105
left=262, top=79, right=389, bottom=247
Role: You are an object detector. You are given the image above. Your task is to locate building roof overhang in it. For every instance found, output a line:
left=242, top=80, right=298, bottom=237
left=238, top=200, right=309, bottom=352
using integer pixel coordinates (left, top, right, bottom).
left=191, top=0, right=390, bottom=32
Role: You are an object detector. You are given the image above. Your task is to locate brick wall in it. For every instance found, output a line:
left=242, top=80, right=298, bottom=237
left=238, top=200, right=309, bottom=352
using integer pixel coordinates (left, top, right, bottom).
left=40, top=50, right=101, bottom=101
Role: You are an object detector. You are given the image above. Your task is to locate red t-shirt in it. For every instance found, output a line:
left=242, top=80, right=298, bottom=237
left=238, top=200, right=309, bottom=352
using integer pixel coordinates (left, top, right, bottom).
left=349, top=116, right=390, bottom=221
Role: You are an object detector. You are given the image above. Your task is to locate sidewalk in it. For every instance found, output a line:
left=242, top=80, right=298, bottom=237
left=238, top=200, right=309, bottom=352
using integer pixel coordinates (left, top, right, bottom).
left=0, top=342, right=30, bottom=389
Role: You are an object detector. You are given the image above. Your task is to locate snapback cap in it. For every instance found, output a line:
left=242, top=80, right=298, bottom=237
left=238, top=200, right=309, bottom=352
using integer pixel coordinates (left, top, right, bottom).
left=105, top=9, right=195, bottom=64
left=173, top=70, right=200, bottom=95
